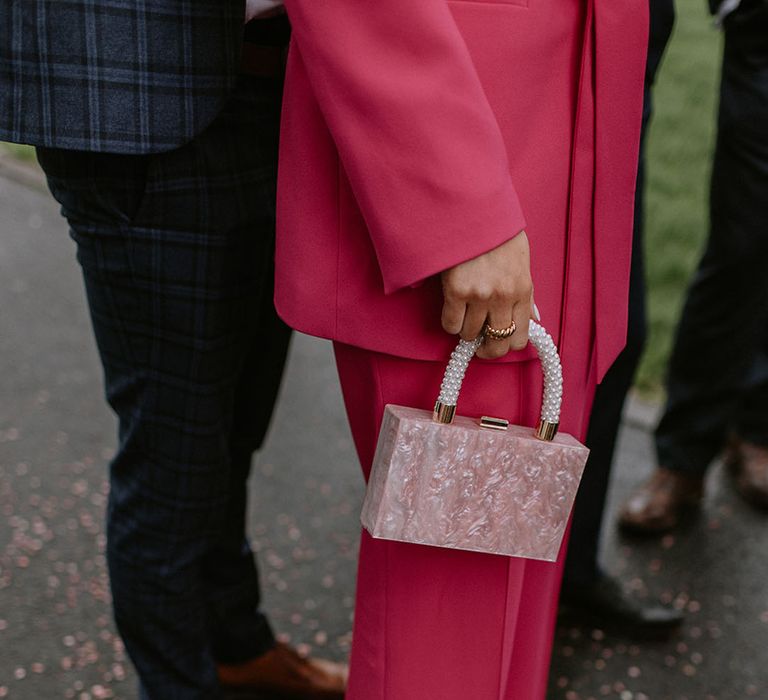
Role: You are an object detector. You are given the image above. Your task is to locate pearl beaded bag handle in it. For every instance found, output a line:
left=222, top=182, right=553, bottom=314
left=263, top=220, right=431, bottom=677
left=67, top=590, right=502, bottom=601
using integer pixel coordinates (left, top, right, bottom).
left=432, top=321, right=563, bottom=441
left=362, top=321, right=588, bottom=560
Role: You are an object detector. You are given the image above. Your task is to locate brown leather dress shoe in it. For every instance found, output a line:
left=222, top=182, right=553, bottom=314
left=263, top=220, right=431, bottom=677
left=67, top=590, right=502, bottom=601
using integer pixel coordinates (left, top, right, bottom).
left=725, top=437, right=768, bottom=510
left=618, top=467, right=704, bottom=534
left=217, top=643, right=347, bottom=700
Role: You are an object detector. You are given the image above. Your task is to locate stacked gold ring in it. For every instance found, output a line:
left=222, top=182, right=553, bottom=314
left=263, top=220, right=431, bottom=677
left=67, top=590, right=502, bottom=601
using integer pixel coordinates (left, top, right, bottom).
left=483, top=321, right=517, bottom=340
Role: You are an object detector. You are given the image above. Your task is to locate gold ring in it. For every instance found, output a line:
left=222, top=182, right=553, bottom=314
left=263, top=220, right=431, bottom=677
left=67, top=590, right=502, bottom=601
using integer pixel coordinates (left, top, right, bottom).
left=483, top=321, right=517, bottom=340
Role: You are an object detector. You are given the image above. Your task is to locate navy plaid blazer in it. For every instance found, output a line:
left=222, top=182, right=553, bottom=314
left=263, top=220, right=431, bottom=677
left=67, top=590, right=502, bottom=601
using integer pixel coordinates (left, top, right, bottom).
left=0, top=0, right=246, bottom=153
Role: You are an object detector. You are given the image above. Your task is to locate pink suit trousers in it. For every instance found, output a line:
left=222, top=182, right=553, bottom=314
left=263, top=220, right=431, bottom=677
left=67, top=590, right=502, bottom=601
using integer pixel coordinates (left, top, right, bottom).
left=334, top=343, right=597, bottom=700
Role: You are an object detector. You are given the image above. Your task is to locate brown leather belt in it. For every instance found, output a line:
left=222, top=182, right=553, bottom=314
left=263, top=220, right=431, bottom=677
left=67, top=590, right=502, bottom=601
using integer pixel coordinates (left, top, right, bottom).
left=240, top=42, right=287, bottom=79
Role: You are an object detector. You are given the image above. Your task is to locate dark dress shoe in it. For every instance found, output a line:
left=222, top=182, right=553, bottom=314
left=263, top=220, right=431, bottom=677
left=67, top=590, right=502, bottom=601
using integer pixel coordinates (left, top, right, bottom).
left=217, top=642, right=347, bottom=700
left=725, top=437, right=768, bottom=510
left=618, top=467, right=704, bottom=534
left=559, top=574, right=684, bottom=639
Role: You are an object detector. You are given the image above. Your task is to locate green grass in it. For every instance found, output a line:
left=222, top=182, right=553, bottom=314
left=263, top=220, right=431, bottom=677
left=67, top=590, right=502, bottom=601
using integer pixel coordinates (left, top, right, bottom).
left=0, top=1, right=721, bottom=395
left=637, top=0, right=722, bottom=394
left=0, top=141, right=36, bottom=162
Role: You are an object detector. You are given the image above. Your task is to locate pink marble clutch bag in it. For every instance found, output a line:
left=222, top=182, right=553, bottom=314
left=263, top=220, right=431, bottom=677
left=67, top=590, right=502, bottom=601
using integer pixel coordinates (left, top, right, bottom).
left=361, top=322, right=589, bottom=561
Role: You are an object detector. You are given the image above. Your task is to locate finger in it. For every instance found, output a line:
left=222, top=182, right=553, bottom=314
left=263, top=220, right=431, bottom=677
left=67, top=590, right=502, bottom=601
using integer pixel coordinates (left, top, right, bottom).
left=510, top=298, right=531, bottom=351
left=441, top=297, right=467, bottom=335
left=459, top=302, right=489, bottom=341
left=476, top=301, right=513, bottom=360
left=530, top=287, right=541, bottom=322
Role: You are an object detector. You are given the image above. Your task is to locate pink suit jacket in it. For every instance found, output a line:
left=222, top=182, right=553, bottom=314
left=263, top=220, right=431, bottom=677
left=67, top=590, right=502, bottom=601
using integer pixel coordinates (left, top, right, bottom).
left=276, top=0, right=648, bottom=381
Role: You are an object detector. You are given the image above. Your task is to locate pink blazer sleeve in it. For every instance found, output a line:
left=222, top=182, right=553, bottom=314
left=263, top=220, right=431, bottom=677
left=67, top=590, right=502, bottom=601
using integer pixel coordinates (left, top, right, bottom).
left=282, top=0, right=527, bottom=294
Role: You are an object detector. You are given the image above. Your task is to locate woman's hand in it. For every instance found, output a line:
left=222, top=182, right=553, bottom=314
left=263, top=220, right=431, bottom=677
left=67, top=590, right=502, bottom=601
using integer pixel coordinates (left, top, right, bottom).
left=440, top=232, right=533, bottom=360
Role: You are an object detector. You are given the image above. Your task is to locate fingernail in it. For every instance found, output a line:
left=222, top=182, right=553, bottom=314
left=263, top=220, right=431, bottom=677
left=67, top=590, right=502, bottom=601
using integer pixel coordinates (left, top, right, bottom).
left=533, top=303, right=541, bottom=322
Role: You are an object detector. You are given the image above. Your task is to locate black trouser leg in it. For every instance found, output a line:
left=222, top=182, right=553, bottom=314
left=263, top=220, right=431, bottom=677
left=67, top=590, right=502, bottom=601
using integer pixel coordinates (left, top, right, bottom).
left=656, top=14, right=768, bottom=474
left=37, top=75, right=291, bottom=699
left=564, top=152, right=648, bottom=585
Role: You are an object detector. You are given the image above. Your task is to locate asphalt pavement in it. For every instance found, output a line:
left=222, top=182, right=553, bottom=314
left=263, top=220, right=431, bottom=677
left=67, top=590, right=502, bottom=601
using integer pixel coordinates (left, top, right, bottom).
left=1, top=166, right=766, bottom=700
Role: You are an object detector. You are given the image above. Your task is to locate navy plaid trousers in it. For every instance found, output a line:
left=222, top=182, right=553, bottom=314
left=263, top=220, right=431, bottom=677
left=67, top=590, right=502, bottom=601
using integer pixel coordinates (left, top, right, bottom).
left=37, top=74, right=291, bottom=699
